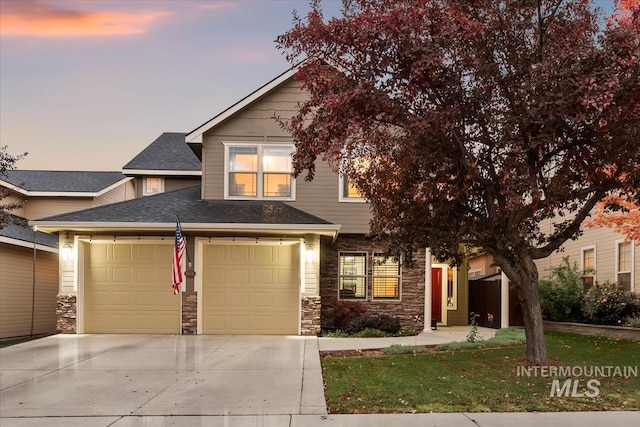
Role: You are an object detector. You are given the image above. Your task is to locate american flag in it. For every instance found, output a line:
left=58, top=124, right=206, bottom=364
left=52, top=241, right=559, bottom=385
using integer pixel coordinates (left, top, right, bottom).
left=172, top=220, right=185, bottom=295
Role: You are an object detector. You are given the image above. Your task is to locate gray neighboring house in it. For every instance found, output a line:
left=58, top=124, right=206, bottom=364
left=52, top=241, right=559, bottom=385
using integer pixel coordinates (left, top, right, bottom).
left=32, top=69, right=472, bottom=336
left=0, top=170, right=133, bottom=340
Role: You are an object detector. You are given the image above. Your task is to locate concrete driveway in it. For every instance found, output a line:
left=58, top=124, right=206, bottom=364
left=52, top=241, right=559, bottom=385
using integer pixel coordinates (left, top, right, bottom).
left=0, top=334, right=326, bottom=420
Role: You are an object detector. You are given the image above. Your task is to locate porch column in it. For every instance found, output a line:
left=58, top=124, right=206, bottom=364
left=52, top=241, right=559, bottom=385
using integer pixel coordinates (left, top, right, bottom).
left=423, top=247, right=433, bottom=333
left=501, top=271, right=510, bottom=328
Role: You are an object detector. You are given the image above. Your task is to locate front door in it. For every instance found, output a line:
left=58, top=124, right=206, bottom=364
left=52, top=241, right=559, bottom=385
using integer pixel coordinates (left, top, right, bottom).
left=431, top=268, right=442, bottom=323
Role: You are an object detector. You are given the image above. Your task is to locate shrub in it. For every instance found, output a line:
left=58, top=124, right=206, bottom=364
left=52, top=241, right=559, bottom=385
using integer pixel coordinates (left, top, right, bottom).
left=626, top=314, right=640, bottom=328
left=538, top=257, right=587, bottom=322
left=581, top=282, right=640, bottom=326
left=353, top=328, right=387, bottom=337
left=331, top=300, right=367, bottom=331
left=346, top=313, right=401, bottom=334
left=384, top=344, right=428, bottom=355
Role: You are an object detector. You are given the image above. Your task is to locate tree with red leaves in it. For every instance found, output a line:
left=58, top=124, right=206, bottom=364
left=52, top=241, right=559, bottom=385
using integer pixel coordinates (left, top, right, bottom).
left=584, top=191, right=640, bottom=242
left=278, top=0, right=639, bottom=364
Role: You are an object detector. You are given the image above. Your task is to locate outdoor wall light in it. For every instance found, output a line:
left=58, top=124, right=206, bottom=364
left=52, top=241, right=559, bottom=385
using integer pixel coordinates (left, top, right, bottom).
left=306, top=246, right=314, bottom=264
left=62, top=234, right=73, bottom=261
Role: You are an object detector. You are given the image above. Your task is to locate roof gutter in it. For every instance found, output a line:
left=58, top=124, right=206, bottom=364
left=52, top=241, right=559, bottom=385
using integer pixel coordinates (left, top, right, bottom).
left=28, top=221, right=341, bottom=239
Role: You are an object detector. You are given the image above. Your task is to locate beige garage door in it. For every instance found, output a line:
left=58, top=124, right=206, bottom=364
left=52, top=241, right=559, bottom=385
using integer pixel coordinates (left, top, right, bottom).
left=84, top=243, right=180, bottom=333
left=202, top=244, right=299, bottom=334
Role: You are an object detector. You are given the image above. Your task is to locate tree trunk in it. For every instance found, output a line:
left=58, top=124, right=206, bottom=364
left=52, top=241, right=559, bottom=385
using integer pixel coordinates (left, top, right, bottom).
left=496, top=253, right=548, bottom=365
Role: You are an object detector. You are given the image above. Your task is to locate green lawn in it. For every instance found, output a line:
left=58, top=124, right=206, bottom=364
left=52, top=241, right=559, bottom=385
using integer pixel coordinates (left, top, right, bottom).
left=321, top=331, right=640, bottom=413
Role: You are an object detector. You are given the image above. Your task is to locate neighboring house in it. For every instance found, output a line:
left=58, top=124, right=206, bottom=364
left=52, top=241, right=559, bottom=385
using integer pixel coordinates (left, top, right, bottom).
left=0, top=171, right=133, bottom=340
left=534, top=221, right=639, bottom=294
left=31, top=69, right=470, bottom=336
left=122, top=132, right=202, bottom=197
left=465, top=220, right=638, bottom=330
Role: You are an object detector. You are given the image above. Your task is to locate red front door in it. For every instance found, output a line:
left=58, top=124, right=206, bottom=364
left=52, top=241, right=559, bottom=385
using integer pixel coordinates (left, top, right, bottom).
left=431, top=268, right=442, bottom=323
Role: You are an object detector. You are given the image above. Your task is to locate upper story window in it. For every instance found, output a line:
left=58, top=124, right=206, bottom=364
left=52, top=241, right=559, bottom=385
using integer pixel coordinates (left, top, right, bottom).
left=224, top=143, right=294, bottom=200
left=339, top=175, right=365, bottom=202
left=581, top=246, right=596, bottom=291
left=616, top=240, right=633, bottom=291
left=143, top=177, right=164, bottom=196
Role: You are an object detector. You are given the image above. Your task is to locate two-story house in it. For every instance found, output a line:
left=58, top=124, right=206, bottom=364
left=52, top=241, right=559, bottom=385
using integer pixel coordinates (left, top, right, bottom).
left=31, top=69, right=471, bottom=335
left=0, top=171, right=133, bottom=339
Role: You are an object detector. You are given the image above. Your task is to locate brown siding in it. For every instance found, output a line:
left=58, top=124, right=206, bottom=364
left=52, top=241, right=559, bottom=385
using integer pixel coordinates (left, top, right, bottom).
left=0, top=243, right=58, bottom=339
left=201, top=77, right=371, bottom=233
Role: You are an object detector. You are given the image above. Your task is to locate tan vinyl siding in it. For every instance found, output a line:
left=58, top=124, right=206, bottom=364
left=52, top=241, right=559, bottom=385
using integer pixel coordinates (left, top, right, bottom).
left=446, top=255, right=469, bottom=326
left=2, top=193, right=26, bottom=217
left=201, top=77, right=371, bottom=233
left=23, top=198, right=93, bottom=220
left=164, top=177, right=201, bottom=193
left=0, top=243, right=58, bottom=339
left=303, top=234, right=319, bottom=296
left=535, top=219, right=639, bottom=293
left=94, top=180, right=135, bottom=206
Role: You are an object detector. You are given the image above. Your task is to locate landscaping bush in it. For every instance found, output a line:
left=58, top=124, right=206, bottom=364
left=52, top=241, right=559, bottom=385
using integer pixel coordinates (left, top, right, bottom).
left=331, top=300, right=367, bottom=331
left=346, top=313, right=401, bottom=335
left=353, top=328, right=387, bottom=337
left=384, top=344, right=428, bottom=355
left=581, top=282, right=640, bottom=325
left=538, top=257, right=586, bottom=322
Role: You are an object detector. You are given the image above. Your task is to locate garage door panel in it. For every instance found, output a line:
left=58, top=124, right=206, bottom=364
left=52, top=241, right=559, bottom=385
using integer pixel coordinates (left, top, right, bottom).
left=84, top=243, right=180, bottom=334
left=202, top=244, right=298, bottom=335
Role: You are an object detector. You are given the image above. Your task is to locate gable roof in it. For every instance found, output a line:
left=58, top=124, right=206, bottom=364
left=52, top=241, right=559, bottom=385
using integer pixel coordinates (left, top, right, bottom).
left=0, top=170, right=131, bottom=197
left=30, top=185, right=340, bottom=237
left=185, top=68, right=297, bottom=144
left=0, top=215, right=58, bottom=252
left=122, top=132, right=201, bottom=175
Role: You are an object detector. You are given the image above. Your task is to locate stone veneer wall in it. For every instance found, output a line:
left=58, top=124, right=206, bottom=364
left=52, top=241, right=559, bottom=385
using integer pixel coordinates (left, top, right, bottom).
left=56, top=294, right=76, bottom=333
left=319, top=235, right=426, bottom=330
left=301, top=296, right=321, bottom=335
left=182, top=292, right=197, bottom=335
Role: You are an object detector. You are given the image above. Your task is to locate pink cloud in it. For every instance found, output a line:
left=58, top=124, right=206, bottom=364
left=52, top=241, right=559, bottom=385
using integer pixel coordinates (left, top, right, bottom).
left=0, top=0, right=171, bottom=37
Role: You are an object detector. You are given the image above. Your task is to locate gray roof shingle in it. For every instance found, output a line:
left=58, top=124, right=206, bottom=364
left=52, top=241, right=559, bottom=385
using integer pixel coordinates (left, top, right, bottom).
left=1, top=215, right=58, bottom=248
left=122, top=132, right=201, bottom=172
left=1, top=170, right=127, bottom=193
left=35, top=185, right=332, bottom=225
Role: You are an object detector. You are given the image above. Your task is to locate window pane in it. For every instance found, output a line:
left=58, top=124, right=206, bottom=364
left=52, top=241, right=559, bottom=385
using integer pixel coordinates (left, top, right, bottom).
left=229, top=173, right=257, bottom=196
left=343, top=176, right=363, bottom=198
left=373, top=255, right=400, bottom=299
left=583, top=249, right=594, bottom=270
left=618, top=273, right=631, bottom=291
left=145, top=177, right=163, bottom=195
left=339, top=253, right=366, bottom=299
left=229, top=147, right=257, bottom=171
left=263, top=147, right=292, bottom=172
left=263, top=173, right=291, bottom=197
left=618, top=242, right=631, bottom=271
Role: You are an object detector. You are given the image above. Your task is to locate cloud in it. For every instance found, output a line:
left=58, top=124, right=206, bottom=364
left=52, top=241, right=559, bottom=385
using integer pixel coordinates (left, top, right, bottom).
left=0, top=0, right=171, bottom=37
left=195, top=2, right=237, bottom=11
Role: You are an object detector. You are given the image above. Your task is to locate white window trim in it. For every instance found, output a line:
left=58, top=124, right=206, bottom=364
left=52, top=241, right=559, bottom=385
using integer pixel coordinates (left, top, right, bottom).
left=143, top=176, right=164, bottom=196
left=372, top=252, right=402, bottom=300
left=615, top=239, right=634, bottom=291
left=581, top=245, right=597, bottom=284
left=338, top=251, right=368, bottom=300
left=338, top=175, right=366, bottom=203
left=223, top=142, right=296, bottom=201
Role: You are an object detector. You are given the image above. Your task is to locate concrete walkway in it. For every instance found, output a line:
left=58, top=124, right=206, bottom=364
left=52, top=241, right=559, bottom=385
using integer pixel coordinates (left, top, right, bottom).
left=318, top=325, right=496, bottom=351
